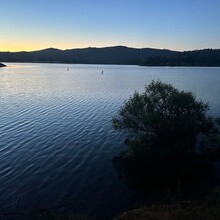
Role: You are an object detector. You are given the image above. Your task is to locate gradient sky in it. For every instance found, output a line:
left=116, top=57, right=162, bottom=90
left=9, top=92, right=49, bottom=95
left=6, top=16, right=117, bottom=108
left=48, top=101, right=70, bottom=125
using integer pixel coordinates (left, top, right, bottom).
left=1, top=0, right=220, bottom=51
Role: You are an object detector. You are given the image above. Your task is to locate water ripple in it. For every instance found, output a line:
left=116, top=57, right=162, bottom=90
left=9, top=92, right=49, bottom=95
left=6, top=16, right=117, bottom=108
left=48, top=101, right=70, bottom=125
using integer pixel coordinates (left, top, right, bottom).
left=0, top=63, right=220, bottom=218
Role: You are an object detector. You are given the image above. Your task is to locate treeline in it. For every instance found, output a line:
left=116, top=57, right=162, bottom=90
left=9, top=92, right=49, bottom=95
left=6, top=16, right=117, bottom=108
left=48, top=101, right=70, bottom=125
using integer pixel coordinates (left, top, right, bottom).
left=141, top=49, right=220, bottom=66
left=0, top=46, right=220, bottom=66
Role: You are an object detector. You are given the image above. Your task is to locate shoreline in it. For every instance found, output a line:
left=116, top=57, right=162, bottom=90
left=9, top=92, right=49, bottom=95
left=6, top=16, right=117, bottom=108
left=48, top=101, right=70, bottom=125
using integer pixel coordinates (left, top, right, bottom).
left=2, top=61, right=220, bottom=67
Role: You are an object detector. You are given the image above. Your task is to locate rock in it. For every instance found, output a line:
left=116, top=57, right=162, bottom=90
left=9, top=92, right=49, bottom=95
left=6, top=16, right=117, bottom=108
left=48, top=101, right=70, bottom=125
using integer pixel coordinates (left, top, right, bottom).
left=0, top=63, right=6, bottom=67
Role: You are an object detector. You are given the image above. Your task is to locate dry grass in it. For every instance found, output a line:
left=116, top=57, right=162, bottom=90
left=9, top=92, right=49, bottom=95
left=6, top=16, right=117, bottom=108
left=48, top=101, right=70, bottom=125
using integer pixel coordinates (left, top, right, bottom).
left=115, top=201, right=220, bottom=220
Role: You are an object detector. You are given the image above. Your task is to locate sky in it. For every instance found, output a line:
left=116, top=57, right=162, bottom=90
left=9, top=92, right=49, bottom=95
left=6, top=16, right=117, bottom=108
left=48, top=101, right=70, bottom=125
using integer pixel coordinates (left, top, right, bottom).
left=1, top=0, right=220, bottom=52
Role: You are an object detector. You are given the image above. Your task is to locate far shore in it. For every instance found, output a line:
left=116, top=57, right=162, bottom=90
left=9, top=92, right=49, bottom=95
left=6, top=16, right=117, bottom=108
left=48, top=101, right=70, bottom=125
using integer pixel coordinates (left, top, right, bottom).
left=2, top=61, right=220, bottom=68
left=1, top=47, right=220, bottom=67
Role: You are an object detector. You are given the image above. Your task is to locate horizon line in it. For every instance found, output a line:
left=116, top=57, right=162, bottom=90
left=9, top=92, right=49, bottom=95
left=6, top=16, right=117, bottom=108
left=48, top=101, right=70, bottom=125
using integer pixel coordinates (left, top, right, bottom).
left=0, top=45, right=220, bottom=53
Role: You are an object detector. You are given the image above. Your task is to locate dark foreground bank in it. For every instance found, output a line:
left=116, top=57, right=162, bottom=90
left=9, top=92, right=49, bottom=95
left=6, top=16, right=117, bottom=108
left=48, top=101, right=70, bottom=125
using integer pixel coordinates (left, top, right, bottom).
left=116, top=200, right=220, bottom=220
left=2, top=194, right=220, bottom=220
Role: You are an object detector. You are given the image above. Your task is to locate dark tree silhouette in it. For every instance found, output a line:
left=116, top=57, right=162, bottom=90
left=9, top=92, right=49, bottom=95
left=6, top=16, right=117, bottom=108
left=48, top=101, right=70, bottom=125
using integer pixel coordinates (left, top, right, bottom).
left=112, top=80, right=220, bottom=193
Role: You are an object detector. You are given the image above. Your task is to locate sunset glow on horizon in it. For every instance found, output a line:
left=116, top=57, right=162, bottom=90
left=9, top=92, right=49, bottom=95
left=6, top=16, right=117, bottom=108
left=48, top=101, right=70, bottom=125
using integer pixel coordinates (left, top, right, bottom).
left=1, top=0, right=220, bottom=52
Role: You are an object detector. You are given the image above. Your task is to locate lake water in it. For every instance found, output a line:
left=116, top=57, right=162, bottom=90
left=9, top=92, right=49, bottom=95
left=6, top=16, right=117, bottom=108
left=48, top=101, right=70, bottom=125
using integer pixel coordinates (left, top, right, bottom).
left=0, top=63, right=220, bottom=218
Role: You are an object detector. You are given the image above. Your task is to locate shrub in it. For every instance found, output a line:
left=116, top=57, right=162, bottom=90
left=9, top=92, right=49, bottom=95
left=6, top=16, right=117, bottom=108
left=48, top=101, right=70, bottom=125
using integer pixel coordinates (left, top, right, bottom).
left=112, top=80, right=220, bottom=194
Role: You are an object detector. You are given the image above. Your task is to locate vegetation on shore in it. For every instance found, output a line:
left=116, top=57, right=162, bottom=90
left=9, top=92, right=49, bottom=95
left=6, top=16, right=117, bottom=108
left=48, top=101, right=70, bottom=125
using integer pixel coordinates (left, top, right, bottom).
left=116, top=186, right=220, bottom=219
left=112, top=80, right=220, bottom=219
left=116, top=200, right=220, bottom=220
left=112, top=80, right=220, bottom=195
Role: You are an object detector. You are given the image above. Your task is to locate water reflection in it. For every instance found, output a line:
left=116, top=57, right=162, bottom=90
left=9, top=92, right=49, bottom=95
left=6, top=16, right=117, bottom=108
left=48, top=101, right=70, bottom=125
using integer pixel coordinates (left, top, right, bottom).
left=0, top=63, right=220, bottom=218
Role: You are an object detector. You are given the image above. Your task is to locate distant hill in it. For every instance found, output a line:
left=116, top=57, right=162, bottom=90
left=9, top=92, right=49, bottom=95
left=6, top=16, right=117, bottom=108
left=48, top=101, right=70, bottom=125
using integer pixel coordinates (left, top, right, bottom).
left=141, top=49, right=220, bottom=66
left=0, top=62, right=6, bottom=67
left=0, top=46, right=220, bottom=66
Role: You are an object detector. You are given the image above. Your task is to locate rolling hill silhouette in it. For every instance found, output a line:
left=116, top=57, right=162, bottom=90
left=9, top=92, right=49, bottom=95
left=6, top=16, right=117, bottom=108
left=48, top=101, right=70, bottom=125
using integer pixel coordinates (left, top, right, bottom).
left=0, top=46, right=220, bottom=66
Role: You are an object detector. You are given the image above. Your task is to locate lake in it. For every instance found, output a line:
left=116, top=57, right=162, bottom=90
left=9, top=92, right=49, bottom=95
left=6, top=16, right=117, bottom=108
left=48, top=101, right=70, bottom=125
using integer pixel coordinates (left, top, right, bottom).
left=0, top=63, right=220, bottom=218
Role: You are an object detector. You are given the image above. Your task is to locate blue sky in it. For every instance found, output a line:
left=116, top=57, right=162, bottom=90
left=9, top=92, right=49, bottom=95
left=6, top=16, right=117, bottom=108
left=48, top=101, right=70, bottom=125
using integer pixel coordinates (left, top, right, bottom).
left=1, top=0, right=220, bottom=51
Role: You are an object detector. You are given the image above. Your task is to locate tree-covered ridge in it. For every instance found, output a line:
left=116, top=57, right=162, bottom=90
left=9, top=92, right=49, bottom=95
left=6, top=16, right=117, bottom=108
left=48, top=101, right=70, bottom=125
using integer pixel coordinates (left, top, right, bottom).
left=0, top=46, right=174, bottom=64
left=141, top=49, right=220, bottom=66
left=0, top=47, right=220, bottom=66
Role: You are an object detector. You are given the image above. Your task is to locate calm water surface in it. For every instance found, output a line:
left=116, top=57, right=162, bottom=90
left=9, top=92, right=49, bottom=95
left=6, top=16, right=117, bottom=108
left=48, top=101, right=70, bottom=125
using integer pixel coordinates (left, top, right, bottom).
left=0, top=63, right=220, bottom=218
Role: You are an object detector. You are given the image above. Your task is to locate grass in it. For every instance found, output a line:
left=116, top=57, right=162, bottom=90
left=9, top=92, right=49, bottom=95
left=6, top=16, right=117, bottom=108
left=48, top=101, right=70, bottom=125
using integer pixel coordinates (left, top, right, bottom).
left=116, top=201, right=220, bottom=220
